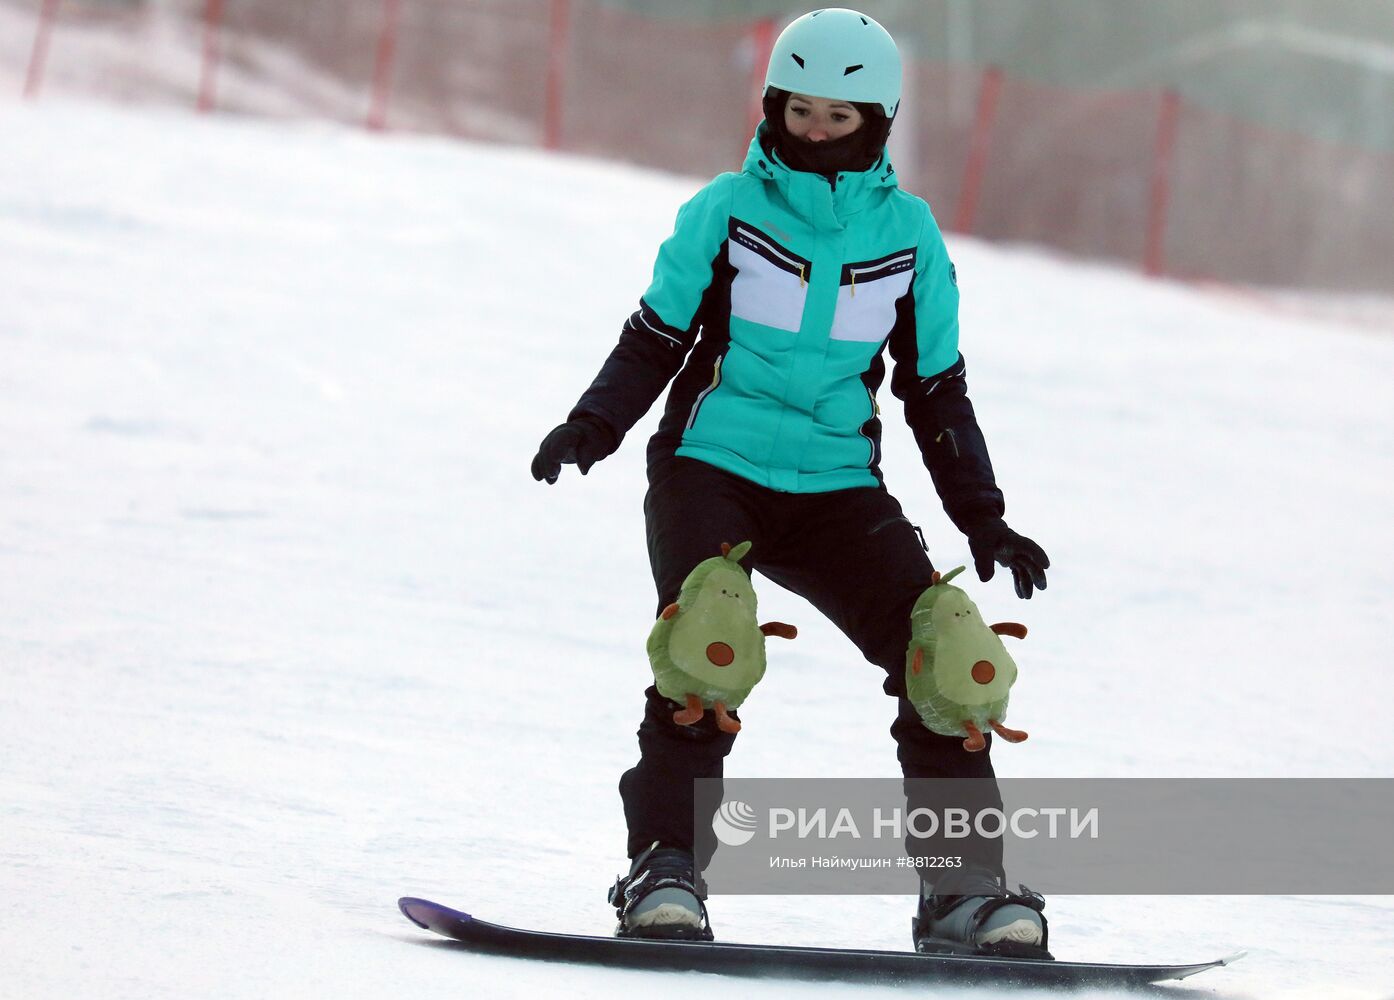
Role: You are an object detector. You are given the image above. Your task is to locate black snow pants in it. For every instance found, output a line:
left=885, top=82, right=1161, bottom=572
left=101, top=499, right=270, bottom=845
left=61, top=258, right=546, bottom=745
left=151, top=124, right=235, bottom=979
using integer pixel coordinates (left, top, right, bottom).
left=619, top=456, right=1006, bottom=891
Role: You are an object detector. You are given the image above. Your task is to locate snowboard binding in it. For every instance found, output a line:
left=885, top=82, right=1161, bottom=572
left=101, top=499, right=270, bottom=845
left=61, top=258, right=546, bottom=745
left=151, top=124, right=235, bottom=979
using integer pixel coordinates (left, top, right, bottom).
left=608, top=841, right=715, bottom=942
left=912, top=882, right=1052, bottom=961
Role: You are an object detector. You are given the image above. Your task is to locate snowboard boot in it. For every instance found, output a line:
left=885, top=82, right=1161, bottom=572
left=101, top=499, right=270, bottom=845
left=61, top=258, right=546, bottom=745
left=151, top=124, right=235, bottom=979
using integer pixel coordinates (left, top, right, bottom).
left=912, top=867, right=1051, bottom=959
left=608, top=841, right=713, bottom=941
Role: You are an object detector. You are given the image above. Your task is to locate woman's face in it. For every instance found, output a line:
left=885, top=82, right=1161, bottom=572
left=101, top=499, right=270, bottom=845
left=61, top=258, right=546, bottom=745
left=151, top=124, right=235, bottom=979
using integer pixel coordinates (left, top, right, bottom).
left=784, top=93, right=864, bottom=142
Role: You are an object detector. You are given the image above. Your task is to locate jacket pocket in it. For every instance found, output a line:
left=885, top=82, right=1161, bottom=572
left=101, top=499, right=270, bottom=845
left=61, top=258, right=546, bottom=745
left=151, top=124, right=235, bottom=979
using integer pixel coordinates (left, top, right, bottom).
left=869, top=514, right=929, bottom=551
left=728, top=219, right=811, bottom=333
left=830, top=248, right=916, bottom=343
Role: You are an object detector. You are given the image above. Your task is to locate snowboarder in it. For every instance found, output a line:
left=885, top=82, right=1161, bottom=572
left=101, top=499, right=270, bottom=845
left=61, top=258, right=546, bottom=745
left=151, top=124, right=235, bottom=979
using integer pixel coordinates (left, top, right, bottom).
left=531, top=7, right=1051, bottom=955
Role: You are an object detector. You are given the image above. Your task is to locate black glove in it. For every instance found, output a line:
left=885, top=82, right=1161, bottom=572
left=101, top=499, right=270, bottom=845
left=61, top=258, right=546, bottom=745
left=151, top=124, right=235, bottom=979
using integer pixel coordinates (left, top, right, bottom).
left=966, top=519, right=1050, bottom=599
left=530, top=414, right=617, bottom=484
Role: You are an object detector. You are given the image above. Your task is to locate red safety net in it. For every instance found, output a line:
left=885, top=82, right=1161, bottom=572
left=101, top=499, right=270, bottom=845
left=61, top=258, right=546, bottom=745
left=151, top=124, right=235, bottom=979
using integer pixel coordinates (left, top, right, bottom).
left=970, top=81, right=1163, bottom=267
left=10, top=0, right=1393, bottom=295
left=898, top=59, right=981, bottom=226
left=380, top=0, right=552, bottom=142
left=560, top=1, right=762, bottom=176
left=1167, top=103, right=1394, bottom=292
left=11, top=0, right=203, bottom=106
left=211, top=0, right=382, bottom=123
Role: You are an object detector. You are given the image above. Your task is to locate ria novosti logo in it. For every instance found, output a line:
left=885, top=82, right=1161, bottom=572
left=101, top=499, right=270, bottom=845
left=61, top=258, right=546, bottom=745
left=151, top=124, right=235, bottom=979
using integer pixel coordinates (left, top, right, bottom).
left=711, top=800, right=1099, bottom=846
left=711, top=800, right=759, bottom=846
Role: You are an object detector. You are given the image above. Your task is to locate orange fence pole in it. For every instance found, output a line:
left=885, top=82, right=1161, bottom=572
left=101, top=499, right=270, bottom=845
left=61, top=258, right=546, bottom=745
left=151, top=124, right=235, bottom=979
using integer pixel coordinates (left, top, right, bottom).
left=23, top=0, right=60, bottom=100
left=747, top=18, right=777, bottom=139
left=196, top=0, right=224, bottom=112
left=544, top=0, right=571, bottom=150
left=1145, top=89, right=1181, bottom=277
left=953, top=65, right=1004, bottom=235
left=367, top=0, right=403, bottom=130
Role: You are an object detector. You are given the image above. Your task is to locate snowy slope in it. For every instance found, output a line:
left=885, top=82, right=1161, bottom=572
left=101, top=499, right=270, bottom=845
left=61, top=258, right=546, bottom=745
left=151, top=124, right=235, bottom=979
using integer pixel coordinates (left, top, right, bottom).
left=2, top=100, right=1392, bottom=1000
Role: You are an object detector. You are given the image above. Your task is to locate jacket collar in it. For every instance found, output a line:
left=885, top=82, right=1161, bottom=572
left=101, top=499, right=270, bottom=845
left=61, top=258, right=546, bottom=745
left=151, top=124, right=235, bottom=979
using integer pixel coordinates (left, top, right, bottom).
left=741, top=123, right=900, bottom=234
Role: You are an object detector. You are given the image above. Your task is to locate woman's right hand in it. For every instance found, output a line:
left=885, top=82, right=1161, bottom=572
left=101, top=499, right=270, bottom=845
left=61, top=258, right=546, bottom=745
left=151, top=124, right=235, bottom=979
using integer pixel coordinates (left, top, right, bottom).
left=966, top=519, right=1050, bottom=599
left=530, top=414, right=618, bottom=484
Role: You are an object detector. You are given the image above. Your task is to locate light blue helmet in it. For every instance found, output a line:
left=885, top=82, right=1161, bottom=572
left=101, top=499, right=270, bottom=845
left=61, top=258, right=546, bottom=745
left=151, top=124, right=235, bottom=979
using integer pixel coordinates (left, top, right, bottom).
left=764, top=8, right=902, bottom=119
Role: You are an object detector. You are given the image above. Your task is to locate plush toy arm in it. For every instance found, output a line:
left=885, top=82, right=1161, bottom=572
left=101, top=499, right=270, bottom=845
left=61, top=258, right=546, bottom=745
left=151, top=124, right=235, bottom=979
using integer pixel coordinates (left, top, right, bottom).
left=990, top=622, right=1027, bottom=639
left=759, top=622, right=797, bottom=639
left=989, top=719, right=1028, bottom=743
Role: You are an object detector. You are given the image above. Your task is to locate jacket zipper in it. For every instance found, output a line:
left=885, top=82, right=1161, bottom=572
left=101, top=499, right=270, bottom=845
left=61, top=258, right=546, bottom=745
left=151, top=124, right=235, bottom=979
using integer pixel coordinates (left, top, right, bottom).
left=859, top=386, right=881, bottom=467
left=685, top=355, right=725, bottom=431
left=936, top=427, right=960, bottom=457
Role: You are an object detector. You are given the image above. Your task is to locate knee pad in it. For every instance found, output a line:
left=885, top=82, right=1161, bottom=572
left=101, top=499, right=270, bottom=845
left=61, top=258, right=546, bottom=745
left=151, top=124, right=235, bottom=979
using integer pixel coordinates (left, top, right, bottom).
left=905, top=567, right=1030, bottom=752
left=646, top=541, right=796, bottom=734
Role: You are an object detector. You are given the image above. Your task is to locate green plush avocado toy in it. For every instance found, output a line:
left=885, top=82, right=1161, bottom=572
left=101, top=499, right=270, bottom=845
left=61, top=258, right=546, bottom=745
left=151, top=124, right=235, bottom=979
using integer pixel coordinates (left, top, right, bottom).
left=647, top=541, right=797, bottom=734
left=905, top=566, right=1030, bottom=752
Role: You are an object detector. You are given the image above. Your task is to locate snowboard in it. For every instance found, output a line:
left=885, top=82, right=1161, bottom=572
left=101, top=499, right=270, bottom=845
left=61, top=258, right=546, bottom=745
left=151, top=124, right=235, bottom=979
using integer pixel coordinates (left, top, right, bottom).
left=399, top=897, right=1244, bottom=988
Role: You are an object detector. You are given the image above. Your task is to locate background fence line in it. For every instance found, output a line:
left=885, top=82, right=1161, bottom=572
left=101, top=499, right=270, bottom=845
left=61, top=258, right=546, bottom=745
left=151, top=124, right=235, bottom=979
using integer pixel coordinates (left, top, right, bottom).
left=951, top=64, right=1002, bottom=238
left=365, top=0, right=399, bottom=130
left=12, top=0, right=1392, bottom=296
left=21, top=0, right=58, bottom=99
left=196, top=0, right=222, bottom=113
left=744, top=17, right=776, bottom=142
left=542, top=0, right=567, bottom=150
left=1145, top=90, right=1181, bottom=278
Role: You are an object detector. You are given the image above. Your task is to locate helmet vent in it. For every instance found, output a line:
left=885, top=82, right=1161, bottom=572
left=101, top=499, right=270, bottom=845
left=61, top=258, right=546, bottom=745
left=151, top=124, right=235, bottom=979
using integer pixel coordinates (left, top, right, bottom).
left=843, top=64, right=863, bottom=75
left=791, top=53, right=805, bottom=68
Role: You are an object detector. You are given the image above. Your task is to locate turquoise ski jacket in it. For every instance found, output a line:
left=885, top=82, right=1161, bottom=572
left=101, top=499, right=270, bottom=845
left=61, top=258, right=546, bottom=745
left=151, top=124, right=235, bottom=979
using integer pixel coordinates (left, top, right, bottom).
left=573, top=127, right=1005, bottom=526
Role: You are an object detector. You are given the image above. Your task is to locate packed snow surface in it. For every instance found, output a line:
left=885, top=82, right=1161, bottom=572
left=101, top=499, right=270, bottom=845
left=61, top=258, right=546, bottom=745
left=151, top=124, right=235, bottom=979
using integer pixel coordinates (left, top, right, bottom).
left=2, top=101, right=1392, bottom=999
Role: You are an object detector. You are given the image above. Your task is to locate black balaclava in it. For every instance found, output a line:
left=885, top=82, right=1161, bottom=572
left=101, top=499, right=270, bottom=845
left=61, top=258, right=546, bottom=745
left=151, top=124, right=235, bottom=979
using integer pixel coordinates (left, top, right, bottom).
left=760, top=88, right=893, bottom=177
